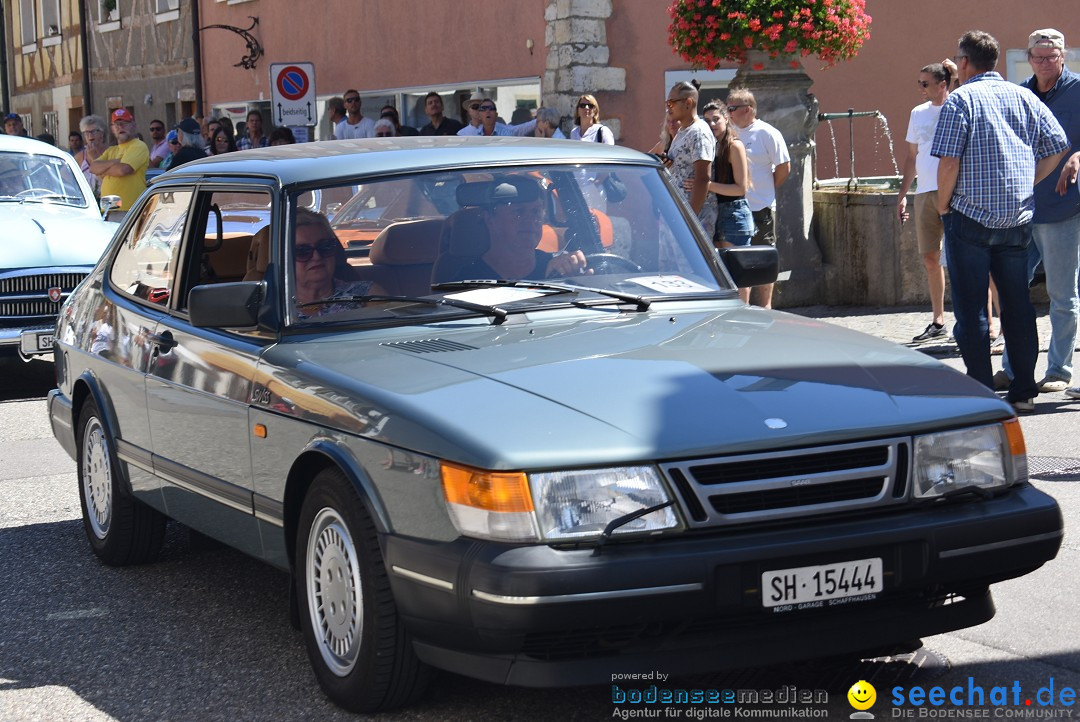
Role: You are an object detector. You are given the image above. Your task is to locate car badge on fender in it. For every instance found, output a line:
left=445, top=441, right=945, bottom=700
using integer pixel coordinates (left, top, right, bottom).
left=47, top=287, right=62, bottom=303
left=764, top=418, right=787, bottom=429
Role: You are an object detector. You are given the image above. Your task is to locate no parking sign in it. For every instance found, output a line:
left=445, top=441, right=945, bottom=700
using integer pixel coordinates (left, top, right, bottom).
left=269, top=62, right=317, bottom=126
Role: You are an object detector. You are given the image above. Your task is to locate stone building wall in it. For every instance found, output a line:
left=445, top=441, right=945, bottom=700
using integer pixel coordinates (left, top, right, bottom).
left=543, top=0, right=625, bottom=139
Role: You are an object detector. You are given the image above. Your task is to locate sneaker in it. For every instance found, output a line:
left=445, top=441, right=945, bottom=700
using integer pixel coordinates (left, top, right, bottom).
left=992, top=369, right=1012, bottom=391
left=912, top=322, right=946, bottom=343
left=1066, top=387, right=1080, bottom=400
left=1011, top=398, right=1035, bottom=414
left=1037, top=376, right=1070, bottom=393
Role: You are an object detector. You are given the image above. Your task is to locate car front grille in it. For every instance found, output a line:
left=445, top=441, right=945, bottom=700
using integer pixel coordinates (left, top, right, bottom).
left=661, top=438, right=910, bottom=528
left=0, top=272, right=86, bottom=328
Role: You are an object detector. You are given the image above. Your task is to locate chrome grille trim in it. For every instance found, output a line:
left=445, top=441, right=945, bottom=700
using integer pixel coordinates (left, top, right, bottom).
left=660, top=437, right=910, bottom=528
left=0, top=272, right=86, bottom=326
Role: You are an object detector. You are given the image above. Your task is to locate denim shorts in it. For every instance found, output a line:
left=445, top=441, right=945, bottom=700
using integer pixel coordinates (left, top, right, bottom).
left=714, top=198, right=755, bottom=246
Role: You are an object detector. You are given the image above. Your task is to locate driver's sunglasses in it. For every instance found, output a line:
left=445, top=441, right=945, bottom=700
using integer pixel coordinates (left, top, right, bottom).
left=294, top=239, right=338, bottom=262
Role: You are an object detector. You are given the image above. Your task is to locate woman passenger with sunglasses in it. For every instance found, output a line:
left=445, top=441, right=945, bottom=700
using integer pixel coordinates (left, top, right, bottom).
left=570, top=94, right=614, bottom=144
left=293, top=208, right=374, bottom=319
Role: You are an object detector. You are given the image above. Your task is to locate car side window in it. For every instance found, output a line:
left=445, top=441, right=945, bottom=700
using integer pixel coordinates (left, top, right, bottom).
left=109, top=190, right=193, bottom=306
left=176, top=190, right=273, bottom=312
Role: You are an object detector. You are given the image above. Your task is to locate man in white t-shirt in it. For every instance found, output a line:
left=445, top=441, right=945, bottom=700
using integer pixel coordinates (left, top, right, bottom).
left=727, top=88, right=790, bottom=309
left=335, top=89, right=376, bottom=139
left=897, top=61, right=955, bottom=343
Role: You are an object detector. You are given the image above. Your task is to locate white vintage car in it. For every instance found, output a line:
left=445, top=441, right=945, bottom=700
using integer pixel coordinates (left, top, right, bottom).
left=0, top=135, right=118, bottom=359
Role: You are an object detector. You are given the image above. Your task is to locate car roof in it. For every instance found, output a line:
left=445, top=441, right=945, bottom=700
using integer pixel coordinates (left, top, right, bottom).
left=0, top=134, right=78, bottom=161
left=153, top=136, right=660, bottom=187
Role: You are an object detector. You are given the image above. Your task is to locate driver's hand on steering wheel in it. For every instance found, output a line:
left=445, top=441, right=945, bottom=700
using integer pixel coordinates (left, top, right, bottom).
left=546, top=249, right=591, bottom=277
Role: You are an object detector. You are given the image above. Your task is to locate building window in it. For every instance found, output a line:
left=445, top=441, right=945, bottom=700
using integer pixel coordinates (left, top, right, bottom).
left=99, top=0, right=120, bottom=25
left=155, top=0, right=178, bottom=9
left=43, top=111, right=59, bottom=141
left=19, top=0, right=36, bottom=49
left=41, top=0, right=61, bottom=39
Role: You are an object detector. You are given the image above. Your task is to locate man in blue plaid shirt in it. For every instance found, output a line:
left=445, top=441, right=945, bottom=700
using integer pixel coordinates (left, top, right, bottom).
left=932, top=30, right=1069, bottom=413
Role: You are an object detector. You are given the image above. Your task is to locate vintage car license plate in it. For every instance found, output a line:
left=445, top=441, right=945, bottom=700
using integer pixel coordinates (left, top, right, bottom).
left=762, top=557, right=882, bottom=608
left=20, top=330, right=54, bottom=354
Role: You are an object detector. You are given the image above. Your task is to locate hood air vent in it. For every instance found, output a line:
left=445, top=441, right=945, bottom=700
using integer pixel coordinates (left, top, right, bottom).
left=382, top=338, right=477, bottom=354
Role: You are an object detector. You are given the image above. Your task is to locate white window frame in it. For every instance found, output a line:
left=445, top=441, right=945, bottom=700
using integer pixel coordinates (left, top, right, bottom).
left=41, top=0, right=61, bottom=46
left=154, top=0, right=178, bottom=22
left=19, top=0, right=37, bottom=53
left=99, top=0, right=120, bottom=30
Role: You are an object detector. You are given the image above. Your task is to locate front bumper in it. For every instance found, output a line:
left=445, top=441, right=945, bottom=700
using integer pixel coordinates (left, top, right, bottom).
left=384, top=483, right=1062, bottom=686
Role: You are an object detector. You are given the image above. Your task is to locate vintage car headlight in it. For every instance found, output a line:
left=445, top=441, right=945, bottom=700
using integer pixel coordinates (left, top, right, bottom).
left=529, top=466, right=680, bottom=541
left=440, top=462, right=681, bottom=543
left=912, top=421, right=1026, bottom=499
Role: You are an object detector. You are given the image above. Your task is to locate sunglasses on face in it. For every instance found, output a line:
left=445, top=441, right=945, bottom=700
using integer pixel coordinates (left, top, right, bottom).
left=294, top=239, right=338, bottom=262
left=344, top=97, right=360, bottom=103
left=665, top=98, right=686, bottom=108
left=478, top=104, right=497, bottom=111
left=150, top=126, right=164, bottom=132
left=726, top=105, right=746, bottom=113
left=578, top=102, right=595, bottom=110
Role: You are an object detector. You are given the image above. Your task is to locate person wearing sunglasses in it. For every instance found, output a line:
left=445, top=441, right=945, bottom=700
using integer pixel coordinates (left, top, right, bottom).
left=898, top=61, right=955, bottom=345
left=147, top=119, right=169, bottom=168
left=664, top=80, right=715, bottom=239
left=570, top=94, right=613, bottom=144
left=334, top=90, right=376, bottom=139
left=211, top=126, right=238, bottom=155
left=457, top=91, right=538, bottom=137
left=293, top=208, right=374, bottom=319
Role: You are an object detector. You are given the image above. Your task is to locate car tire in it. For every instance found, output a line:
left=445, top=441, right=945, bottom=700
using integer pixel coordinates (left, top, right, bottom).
left=76, top=398, right=166, bottom=565
left=296, top=466, right=429, bottom=713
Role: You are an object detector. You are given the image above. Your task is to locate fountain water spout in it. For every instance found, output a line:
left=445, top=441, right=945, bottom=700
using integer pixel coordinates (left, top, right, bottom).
left=816, top=108, right=897, bottom=190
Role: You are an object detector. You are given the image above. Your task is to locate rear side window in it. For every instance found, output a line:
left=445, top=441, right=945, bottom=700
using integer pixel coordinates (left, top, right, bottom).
left=109, top=190, right=193, bottom=306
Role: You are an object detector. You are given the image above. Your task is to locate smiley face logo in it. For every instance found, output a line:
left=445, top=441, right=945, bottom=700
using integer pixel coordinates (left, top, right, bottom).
left=848, top=680, right=877, bottom=711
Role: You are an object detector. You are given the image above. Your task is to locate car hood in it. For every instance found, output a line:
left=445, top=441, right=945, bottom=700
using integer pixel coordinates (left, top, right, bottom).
left=0, top=204, right=115, bottom=268
left=266, top=305, right=1010, bottom=469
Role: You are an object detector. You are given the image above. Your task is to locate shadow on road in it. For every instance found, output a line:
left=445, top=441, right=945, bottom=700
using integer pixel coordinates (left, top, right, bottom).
left=0, top=356, right=55, bottom=402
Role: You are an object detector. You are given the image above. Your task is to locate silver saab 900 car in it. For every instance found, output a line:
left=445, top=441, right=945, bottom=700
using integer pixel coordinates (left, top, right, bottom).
left=0, top=135, right=117, bottom=359
left=47, top=137, right=1062, bottom=713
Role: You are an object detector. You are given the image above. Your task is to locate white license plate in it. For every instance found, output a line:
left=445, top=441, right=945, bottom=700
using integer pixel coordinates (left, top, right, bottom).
left=20, top=330, right=54, bottom=354
left=762, top=557, right=882, bottom=608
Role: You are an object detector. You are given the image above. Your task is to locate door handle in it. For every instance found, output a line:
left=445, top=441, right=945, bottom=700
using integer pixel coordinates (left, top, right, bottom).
left=149, top=331, right=178, bottom=353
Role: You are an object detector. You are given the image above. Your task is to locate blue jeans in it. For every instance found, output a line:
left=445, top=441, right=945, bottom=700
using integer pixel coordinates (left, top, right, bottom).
left=1003, top=213, right=1080, bottom=382
left=714, top=199, right=755, bottom=246
left=943, top=211, right=1039, bottom=401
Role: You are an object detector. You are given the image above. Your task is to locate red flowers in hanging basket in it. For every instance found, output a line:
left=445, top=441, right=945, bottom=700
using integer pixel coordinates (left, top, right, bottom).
left=668, top=0, right=872, bottom=70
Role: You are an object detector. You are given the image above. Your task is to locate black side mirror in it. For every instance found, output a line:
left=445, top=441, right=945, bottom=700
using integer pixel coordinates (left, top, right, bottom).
left=718, top=246, right=779, bottom=288
left=188, top=281, right=264, bottom=328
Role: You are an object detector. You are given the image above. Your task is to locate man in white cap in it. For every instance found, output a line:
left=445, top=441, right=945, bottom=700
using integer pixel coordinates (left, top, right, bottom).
left=997, top=30, right=1080, bottom=398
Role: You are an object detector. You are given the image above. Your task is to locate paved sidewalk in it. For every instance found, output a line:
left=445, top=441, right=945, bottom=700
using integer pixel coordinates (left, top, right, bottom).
left=785, top=302, right=1067, bottom=397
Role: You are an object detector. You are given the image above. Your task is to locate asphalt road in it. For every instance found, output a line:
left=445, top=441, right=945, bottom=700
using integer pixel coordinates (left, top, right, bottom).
left=0, top=312, right=1077, bottom=721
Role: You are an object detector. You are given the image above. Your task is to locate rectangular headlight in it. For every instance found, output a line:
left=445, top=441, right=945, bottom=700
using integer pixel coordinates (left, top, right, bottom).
left=912, top=423, right=1018, bottom=499
left=530, top=466, right=681, bottom=541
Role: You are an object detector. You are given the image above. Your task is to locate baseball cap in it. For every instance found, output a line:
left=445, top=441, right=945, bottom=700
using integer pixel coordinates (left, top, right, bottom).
left=111, top=108, right=134, bottom=124
left=166, top=130, right=178, bottom=144
left=174, top=117, right=201, bottom=135
left=3, top=113, right=20, bottom=122
left=1029, top=29, right=1065, bottom=50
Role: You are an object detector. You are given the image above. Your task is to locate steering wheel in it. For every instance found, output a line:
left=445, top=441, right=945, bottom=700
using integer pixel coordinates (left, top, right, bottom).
left=584, top=253, right=642, bottom=275
left=15, top=188, right=58, bottom=198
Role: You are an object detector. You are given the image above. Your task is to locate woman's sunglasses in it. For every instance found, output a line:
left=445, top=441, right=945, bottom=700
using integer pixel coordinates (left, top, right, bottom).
left=294, top=239, right=338, bottom=262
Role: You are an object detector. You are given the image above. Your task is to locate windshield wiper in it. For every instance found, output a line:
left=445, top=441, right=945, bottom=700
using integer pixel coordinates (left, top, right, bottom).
left=432, top=279, right=651, bottom=311
left=297, top=294, right=508, bottom=323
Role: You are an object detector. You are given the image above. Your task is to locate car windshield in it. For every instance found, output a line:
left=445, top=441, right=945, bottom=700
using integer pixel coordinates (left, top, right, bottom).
left=0, top=150, right=88, bottom=207
left=287, top=164, right=732, bottom=326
